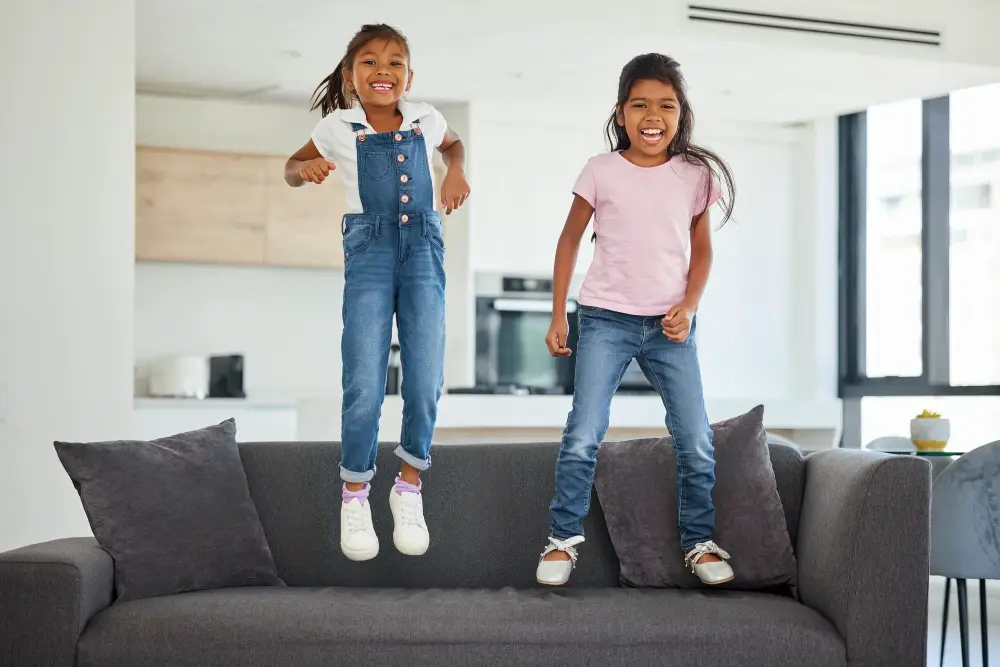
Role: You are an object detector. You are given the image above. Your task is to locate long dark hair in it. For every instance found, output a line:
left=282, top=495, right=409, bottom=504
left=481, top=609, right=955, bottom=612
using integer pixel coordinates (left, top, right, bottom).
left=604, top=53, right=735, bottom=229
left=310, top=24, right=411, bottom=117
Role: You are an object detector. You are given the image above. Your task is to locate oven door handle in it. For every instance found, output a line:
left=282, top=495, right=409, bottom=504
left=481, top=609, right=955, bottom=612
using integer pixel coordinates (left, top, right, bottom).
left=492, top=299, right=577, bottom=313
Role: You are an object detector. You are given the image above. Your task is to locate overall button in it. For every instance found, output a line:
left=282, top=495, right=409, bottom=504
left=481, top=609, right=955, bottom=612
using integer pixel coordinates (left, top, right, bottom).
left=401, top=194, right=410, bottom=203
left=394, top=133, right=403, bottom=141
left=397, top=154, right=405, bottom=163
left=401, top=214, right=409, bottom=223
left=413, top=126, right=422, bottom=135
left=400, top=174, right=409, bottom=183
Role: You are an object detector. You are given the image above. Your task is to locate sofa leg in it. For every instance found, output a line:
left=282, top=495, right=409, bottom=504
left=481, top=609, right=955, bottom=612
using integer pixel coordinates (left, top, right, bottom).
left=957, top=578, right=970, bottom=667
left=980, top=579, right=988, bottom=667
left=940, top=577, right=950, bottom=667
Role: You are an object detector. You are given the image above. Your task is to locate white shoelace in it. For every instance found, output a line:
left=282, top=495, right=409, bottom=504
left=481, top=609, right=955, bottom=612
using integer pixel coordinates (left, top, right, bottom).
left=395, top=492, right=426, bottom=528
left=540, top=535, right=586, bottom=567
left=685, top=541, right=731, bottom=572
left=343, top=501, right=371, bottom=534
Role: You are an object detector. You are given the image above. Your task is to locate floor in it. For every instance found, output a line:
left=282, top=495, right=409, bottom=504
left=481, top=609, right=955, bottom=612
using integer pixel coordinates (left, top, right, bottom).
left=926, top=577, right=998, bottom=666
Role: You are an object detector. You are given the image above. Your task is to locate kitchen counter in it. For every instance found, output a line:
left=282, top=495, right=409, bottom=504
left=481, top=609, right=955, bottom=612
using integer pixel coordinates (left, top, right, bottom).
left=134, top=396, right=296, bottom=409
left=133, top=396, right=297, bottom=441
left=297, top=394, right=843, bottom=448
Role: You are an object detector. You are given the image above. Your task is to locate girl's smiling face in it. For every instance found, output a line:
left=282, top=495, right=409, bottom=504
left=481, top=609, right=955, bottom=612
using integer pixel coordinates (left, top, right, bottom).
left=345, top=38, right=412, bottom=108
left=616, top=78, right=681, bottom=163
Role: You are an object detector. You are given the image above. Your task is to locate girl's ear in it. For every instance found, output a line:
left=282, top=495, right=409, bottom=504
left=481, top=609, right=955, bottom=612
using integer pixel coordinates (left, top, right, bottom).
left=343, top=67, right=354, bottom=94
left=615, top=105, right=625, bottom=127
left=405, top=69, right=414, bottom=94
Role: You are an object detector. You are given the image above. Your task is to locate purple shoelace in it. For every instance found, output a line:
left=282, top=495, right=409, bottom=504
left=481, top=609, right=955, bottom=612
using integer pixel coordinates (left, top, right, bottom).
left=342, top=483, right=370, bottom=506
left=393, top=475, right=422, bottom=495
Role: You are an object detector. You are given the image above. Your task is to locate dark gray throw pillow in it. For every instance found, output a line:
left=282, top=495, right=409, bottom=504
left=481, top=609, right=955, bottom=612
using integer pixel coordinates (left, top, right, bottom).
left=55, top=419, right=284, bottom=602
left=594, top=405, right=798, bottom=594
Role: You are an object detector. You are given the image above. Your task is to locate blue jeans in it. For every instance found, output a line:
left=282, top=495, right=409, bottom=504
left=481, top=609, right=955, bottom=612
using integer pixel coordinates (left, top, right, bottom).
left=339, top=120, right=445, bottom=483
left=549, top=305, right=715, bottom=552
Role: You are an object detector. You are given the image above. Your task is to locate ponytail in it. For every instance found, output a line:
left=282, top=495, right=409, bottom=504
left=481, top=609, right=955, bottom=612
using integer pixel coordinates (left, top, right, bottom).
left=310, top=58, right=349, bottom=117
left=309, top=23, right=411, bottom=117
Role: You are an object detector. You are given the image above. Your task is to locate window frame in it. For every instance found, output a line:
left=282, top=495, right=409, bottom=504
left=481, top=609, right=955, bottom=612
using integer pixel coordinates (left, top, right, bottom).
left=838, top=95, right=1000, bottom=444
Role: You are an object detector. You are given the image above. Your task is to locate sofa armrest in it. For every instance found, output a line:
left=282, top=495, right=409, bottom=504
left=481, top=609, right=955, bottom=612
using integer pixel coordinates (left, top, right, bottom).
left=0, top=538, right=114, bottom=667
left=797, top=450, right=931, bottom=667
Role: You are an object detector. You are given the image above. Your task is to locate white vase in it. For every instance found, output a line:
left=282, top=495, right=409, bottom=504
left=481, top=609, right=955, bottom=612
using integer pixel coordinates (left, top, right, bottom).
left=910, top=418, right=950, bottom=450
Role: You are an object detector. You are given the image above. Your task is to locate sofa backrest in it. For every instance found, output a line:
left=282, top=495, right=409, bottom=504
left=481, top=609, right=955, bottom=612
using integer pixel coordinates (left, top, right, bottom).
left=238, top=441, right=805, bottom=589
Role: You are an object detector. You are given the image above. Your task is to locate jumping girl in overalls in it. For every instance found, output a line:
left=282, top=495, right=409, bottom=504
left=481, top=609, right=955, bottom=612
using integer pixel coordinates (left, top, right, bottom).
left=285, top=24, right=470, bottom=563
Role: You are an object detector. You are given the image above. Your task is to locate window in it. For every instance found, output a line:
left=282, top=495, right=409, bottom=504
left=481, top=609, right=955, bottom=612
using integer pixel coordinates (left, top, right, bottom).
left=865, top=100, right=923, bottom=378
left=949, top=83, right=1000, bottom=386
left=839, top=84, right=1000, bottom=447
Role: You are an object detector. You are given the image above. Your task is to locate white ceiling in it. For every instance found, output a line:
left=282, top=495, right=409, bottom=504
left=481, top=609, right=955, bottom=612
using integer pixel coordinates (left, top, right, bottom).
left=136, top=0, right=1000, bottom=124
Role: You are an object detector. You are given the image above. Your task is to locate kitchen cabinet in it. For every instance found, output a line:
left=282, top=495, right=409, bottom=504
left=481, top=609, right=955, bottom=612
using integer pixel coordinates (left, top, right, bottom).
left=136, top=146, right=446, bottom=270
left=263, top=156, right=346, bottom=269
left=136, top=147, right=269, bottom=265
left=136, top=146, right=348, bottom=270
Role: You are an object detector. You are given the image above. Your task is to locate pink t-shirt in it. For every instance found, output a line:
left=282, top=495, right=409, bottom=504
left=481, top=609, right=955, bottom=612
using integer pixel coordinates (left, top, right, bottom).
left=573, top=152, right=721, bottom=316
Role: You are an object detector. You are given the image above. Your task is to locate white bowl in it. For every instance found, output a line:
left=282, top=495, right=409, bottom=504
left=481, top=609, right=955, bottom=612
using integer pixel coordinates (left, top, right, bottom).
left=910, top=417, right=950, bottom=451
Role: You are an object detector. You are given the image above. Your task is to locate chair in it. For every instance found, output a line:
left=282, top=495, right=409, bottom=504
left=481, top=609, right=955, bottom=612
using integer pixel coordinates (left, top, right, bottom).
left=865, top=435, right=916, bottom=453
left=930, top=440, right=1000, bottom=667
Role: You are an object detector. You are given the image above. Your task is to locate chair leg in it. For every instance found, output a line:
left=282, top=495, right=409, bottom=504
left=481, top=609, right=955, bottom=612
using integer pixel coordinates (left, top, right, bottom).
left=941, top=577, right=951, bottom=667
left=980, top=580, right=988, bottom=667
left=957, top=578, right=970, bottom=667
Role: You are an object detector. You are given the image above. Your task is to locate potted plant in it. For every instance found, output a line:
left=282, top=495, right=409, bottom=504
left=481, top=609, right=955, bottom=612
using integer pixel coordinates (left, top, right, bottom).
left=910, top=409, right=950, bottom=451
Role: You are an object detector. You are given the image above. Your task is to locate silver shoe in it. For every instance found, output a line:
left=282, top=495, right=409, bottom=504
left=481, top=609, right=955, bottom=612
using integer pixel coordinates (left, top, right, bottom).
left=535, top=536, right=585, bottom=586
left=685, top=541, right=734, bottom=585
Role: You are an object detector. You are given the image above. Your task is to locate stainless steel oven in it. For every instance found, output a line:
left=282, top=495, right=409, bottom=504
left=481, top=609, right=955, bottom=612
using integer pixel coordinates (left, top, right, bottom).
left=472, top=276, right=578, bottom=394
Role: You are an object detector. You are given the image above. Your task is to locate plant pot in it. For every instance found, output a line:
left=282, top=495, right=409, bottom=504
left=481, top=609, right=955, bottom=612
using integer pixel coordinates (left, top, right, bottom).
left=910, top=417, right=950, bottom=451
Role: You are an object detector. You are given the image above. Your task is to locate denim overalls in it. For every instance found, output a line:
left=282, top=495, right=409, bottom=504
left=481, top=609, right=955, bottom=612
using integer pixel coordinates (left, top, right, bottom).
left=339, top=119, right=446, bottom=483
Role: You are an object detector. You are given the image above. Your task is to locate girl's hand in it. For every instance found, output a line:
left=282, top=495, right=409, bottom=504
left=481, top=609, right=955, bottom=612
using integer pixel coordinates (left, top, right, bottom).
left=545, top=318, right=572, bottom=357
left=662, top=304, right=694, bottom=342
left=440, top=167, right=470, bottom=215
left=299, top=158, right=336, bottom=184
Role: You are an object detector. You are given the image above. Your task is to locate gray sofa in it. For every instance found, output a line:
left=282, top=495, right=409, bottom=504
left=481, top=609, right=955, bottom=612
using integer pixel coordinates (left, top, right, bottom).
left=0, top=441, right=930, bottom=667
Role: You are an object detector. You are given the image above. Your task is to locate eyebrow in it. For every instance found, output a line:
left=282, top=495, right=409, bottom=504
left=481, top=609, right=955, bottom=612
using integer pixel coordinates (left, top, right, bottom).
left=358, top=51, right=407, bottom=59
left=630, top=96, right=678, bottom=103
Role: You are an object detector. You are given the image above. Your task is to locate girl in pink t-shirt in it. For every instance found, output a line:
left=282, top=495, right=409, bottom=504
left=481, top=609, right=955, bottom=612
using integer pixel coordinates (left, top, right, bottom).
left=535, top=53, right=736, bottom=587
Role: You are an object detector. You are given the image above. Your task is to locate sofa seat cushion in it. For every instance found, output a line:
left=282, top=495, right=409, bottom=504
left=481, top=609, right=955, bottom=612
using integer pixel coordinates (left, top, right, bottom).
left=78, top=586, right=845, bottom=667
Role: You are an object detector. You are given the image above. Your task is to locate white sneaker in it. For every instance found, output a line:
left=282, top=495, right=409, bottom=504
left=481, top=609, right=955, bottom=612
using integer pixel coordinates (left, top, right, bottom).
left=535, top=536, right=585, bottom=586
left=389, top=477, right=429, bottom=556
left=685, top=541, right=734, bottom=585
left=340, top=484, right=379, bottom=562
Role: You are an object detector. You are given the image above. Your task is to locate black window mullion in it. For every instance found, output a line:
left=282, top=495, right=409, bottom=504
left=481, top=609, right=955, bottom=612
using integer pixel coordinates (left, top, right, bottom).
left=922, top=96, right=950, bottom=385
left=838, top=112, right=867, bottom=390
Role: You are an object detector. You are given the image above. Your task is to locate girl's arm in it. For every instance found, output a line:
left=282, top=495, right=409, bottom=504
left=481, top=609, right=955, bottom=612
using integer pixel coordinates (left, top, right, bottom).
left=285, top=140, right=335, bottom=187
left=437, top=129, right=469, bottom=214
left=663, top=210, right=713, bottom=341
left=545, top=195, right=595, bottom=356
left=682, top=210, right=714, bottom=310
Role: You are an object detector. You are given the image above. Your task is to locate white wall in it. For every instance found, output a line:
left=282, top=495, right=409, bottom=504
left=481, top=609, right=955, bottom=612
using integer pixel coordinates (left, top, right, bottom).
left=0, top=1, right=136, bottom=551
left=135, top=94, right=472, bottom=397
left=469, top=98, right=839, bottom=401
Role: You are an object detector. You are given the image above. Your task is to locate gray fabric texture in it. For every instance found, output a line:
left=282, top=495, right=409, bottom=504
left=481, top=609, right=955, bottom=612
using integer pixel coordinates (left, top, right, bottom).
left=0, top=538, right=113, bottom=667
left=54, top=419, right=284, bottom=602
left=929, top=440, right=1000, bottom=579
left=594, top=405, right=799, bottom=594
left=238, top=440, right=622, bottom=588
left=76, top=586, right=845, bottom=667
left=797, top=449, right=931, bottom=667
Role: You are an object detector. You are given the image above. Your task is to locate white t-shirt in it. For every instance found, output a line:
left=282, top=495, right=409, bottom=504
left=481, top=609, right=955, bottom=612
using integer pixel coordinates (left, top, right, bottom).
left=310, top=99, right=448, bottom=213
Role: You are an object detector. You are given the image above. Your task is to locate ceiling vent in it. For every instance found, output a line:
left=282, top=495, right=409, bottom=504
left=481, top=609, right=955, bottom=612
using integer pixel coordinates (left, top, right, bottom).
left=687, top=5, right=941, bottom=46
